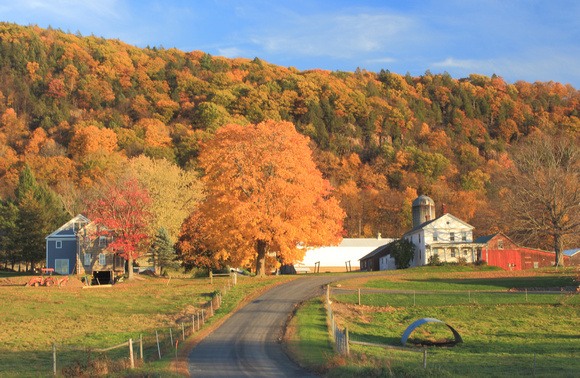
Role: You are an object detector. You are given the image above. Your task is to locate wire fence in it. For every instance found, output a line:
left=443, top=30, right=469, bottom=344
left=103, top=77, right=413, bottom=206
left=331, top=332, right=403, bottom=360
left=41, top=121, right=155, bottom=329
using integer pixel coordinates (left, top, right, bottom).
left=51, top=275, right=237, bottom=376
left=324, top=286, right=580, bottom=375
left=331, top=288, right=579, bottom=308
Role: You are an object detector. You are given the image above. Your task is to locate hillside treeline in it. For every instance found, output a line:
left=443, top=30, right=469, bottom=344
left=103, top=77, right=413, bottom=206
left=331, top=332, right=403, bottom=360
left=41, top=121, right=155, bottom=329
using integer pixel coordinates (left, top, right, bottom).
left=1, top=22, right=579, bottom=243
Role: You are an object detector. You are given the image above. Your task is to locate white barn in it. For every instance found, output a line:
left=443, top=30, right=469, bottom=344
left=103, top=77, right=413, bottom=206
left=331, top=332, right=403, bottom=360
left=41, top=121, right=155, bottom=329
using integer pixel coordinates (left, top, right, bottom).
left=295, top=237, right=395, bottom=272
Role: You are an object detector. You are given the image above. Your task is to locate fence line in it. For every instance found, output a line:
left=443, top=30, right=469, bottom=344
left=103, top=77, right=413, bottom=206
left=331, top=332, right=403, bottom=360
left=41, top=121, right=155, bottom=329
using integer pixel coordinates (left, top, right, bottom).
left=50, top=273, right=238, bottom=375
left=331, top=287, right=576, bottom=308
left=325, top=285, right=578, bottom=374
left=325, top=284, right=426, bottom=368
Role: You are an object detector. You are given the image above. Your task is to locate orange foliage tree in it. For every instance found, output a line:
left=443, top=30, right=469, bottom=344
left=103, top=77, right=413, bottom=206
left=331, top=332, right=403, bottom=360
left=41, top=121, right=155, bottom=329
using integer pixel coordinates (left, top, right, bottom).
left=189, top=120, right=345, bottom=276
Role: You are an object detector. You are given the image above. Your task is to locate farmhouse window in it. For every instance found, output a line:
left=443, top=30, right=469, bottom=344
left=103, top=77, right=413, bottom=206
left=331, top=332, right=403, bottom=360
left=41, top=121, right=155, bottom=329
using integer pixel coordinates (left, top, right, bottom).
left=99, top=253, right=106, bottom=265
left=433, top=234, right=438, bottom=241
left=99, top=236, right=107, bottom=247
left=55, top=259, right=69, bottom=274
left=84, top=253, right=91, bottom=266
left=450, top=232, right=455, bottom=241
left=451, top=249, right=456, bottom=257
left=462, top=232, right=467, bottom=241
left=498, top=240, right=503, bottom=249
left=56, top=240, right=62, bottom=249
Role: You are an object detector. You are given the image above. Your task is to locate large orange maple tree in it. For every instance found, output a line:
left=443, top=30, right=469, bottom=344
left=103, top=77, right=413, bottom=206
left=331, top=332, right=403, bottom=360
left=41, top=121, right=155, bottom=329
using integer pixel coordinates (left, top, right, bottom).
left=192, top=119, right=345, bottom=276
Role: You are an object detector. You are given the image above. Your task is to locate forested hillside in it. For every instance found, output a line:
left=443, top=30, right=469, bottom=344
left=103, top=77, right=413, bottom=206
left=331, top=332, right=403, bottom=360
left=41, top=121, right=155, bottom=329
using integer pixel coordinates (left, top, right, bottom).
left=1, top=22, right=579, bottom=245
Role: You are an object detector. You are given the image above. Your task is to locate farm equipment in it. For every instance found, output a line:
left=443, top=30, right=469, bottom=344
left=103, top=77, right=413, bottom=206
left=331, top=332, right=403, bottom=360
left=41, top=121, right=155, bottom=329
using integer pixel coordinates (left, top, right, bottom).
left=25, top=269, right=69, bottom=287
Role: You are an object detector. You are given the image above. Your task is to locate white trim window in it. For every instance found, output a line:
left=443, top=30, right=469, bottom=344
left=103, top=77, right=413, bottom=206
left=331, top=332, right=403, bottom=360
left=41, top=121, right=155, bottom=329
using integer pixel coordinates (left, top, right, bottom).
left=56, top=240, right=62, bottom=249
left=99, top=253, right=106, bottom=266
left=99, top=236, right=107, bottom=247
left=55, top=259, right=69, bottom=274
left=84, top=253, right=92, bottom=266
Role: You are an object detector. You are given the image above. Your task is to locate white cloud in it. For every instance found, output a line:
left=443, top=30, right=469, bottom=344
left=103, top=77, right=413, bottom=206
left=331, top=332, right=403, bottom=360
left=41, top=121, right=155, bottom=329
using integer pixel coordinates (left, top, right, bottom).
left=432, top=57, right=496, bottom=71
left=217, top=47, right=247, bottom=59
left=365, top=57, right=397, bottom=65
left=248, top=11, right=417, bottom=60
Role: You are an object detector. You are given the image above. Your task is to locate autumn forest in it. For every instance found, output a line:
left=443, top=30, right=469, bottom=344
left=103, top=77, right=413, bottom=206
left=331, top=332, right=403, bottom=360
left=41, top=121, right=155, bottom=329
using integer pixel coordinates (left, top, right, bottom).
left=1, top=23, right=580, bottom=271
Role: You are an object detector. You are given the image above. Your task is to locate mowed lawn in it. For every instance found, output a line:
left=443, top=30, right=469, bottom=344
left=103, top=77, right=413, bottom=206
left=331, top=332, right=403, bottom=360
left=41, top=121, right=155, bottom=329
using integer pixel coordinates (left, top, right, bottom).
left=0, top=272, right=294, bottom=376
left=290, top=266, right=580, bottom=377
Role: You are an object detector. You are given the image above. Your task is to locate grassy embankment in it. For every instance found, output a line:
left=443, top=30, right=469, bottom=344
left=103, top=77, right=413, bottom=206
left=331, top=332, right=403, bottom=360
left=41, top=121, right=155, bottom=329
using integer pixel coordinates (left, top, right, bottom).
left=0, top=272, right=295, bottom=377
left=286, top=266, right=580, bottom=377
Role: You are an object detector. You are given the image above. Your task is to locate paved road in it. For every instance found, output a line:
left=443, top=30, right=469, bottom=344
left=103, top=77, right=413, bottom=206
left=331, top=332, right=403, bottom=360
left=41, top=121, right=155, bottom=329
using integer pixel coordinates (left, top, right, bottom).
left=187, top=276, right=341, bottom=377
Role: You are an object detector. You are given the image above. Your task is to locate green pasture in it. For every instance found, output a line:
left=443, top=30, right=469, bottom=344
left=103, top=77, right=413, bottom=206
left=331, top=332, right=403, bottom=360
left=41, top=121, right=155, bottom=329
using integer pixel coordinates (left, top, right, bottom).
left=293, top=267, right=580, bottom=376
left=0, top=274, right=294, bottom=377
left=358, top=266, right=578, bottom=292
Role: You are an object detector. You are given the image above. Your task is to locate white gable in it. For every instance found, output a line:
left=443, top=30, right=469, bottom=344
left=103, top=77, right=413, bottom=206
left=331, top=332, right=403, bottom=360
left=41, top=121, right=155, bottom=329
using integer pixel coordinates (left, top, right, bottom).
left=423, top=213, right=474, bottom=231
left=46, top=214, right=91, bottom=239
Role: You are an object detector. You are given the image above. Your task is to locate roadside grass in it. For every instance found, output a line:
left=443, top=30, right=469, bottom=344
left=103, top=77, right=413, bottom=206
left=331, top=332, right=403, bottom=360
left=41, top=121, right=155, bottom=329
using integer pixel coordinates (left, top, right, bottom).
left=290, top=267, right=580, bottom=376
left=284, top=297, right=335, bottom=373
left=0, top=274, right=294, bottom=377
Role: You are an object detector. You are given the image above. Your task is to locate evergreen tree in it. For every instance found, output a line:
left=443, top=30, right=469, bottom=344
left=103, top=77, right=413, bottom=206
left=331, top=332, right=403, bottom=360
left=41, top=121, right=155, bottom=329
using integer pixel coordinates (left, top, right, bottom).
left=12, top=164, right=67, bottom=271
left=14, top=163, right=39, bottom=204
left=15, top=191, right=50, bottom=270
left=0, top=200, right=18, bottom=270
left=149, top=226, right=178, bottom=275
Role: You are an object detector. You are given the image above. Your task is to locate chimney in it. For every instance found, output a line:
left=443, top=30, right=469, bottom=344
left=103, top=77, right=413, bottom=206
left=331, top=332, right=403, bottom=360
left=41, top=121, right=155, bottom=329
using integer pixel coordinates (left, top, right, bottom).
left=442, top=204, right=447, bottom=215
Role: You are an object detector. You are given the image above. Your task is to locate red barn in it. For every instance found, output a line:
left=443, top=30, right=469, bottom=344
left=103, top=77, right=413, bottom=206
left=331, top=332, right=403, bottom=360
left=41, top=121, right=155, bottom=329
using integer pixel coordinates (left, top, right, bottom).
left=474, top=233, right=569, bottom=270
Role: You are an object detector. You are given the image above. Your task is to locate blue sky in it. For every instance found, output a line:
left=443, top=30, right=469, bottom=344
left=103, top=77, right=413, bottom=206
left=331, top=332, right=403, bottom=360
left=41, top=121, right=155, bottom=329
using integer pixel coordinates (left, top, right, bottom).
left=2, top=0, right=580, bottom=88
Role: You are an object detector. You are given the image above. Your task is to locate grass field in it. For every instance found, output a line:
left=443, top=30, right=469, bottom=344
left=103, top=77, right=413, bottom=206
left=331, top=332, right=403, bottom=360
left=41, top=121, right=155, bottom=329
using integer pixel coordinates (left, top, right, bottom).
left=0, top=272, right=294, bottom=377
left=288, top=266, right=580, bottom=377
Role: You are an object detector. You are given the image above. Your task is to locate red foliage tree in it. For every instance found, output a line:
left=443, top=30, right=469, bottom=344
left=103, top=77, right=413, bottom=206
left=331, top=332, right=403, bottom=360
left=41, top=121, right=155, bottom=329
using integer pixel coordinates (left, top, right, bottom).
left=87, top=178, right=153, bottom=279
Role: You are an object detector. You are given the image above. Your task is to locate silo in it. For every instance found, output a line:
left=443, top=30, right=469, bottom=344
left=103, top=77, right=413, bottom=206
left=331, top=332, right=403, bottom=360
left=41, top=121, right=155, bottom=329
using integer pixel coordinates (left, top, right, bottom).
left=412, top=195, right=435, bottom=228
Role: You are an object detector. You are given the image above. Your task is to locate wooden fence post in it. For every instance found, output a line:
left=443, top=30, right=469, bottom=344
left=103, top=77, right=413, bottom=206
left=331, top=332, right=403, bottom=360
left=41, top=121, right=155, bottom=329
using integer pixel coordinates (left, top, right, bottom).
left=210, top=270, right=213, bottom=285
left=156, top=330, right=161, bottom=359
left=52, top=343, right=56, bottom=375
left=182, top=322, right=185, bottom=340
left=346, top=327, right=350, bottom=357
left=129, top=338, right=134, bottom=369
left=211, top=299, right=213, bottom=316
left=358, top=288, right=361, bottom=306
left=170, top=328, right=173, bottom=346
left=140, top=333, right=143, bottom=360
left=423, top=349, right=427, bottom=369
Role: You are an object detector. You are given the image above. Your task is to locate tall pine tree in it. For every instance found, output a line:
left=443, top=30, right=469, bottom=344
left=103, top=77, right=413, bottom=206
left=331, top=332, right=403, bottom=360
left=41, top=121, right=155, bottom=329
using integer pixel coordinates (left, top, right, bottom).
left=12, top=164, right=67, bottom=271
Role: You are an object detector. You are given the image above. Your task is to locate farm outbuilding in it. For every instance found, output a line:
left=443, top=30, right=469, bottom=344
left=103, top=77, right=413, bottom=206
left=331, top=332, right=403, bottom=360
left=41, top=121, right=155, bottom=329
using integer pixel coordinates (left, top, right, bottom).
left=474, top=233, right=569, bottom=270
left=359, top=241, right=397, bottom=271
left=286, top=237, right=396, bottom=273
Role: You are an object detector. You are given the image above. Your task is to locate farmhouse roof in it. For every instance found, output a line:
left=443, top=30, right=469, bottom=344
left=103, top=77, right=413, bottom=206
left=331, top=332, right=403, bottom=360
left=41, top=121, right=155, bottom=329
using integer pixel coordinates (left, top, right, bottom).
left=473, top=233, right=501, bottom=244
left=563, top=248, right=580, bottom=256
left=359, top=241, right=395, bottom=261
left=45, top=214, right=90, bottom=239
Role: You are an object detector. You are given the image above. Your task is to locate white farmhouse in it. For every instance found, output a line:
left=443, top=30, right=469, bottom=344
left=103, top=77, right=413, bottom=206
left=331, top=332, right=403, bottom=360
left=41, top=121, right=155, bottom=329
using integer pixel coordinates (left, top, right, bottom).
left=381, top=195, right=485, bottom=269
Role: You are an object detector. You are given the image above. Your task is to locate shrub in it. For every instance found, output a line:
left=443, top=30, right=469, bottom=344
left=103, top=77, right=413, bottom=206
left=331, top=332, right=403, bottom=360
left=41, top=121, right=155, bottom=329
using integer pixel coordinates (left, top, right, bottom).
left=428, top=254, right=442, bottom=266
